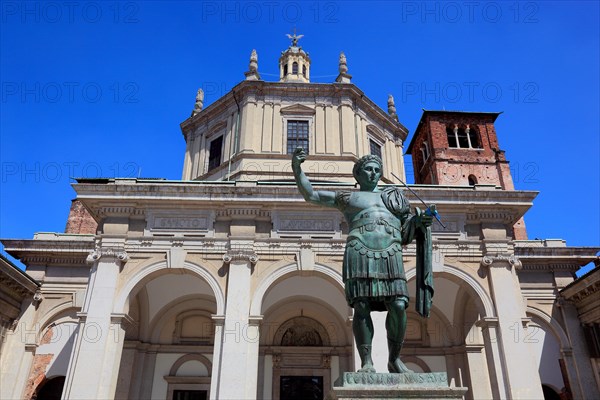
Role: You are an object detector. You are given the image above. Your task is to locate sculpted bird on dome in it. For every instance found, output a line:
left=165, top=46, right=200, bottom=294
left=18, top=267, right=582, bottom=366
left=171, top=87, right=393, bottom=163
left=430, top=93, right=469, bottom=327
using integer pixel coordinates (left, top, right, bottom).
left=286, top=33, right=304, bottom=47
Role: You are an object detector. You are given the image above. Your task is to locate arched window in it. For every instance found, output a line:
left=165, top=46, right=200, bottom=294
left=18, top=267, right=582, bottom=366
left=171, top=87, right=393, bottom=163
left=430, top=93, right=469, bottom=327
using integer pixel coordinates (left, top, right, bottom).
left=447, top=125, right=458, bottom=148
left=420, top=141, right=430, bottom=161
left=466, top=125, right=481, bottom=148
left=447, top=124, right=481, bottom=149
left=468, top=175, right=477, bottom=185
left=283, top=64, right=288, bottom=76
left=292, top=62, right=298, bottom=74
left=302, top=65, right=306, bottom=77
left=457, top=126, right=469, bottom=148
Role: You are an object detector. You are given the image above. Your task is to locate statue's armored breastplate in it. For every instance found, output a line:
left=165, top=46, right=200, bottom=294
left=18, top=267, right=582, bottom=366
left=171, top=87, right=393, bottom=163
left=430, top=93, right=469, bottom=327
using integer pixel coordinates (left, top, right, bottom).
left=348, top=216, right=402, bottom=251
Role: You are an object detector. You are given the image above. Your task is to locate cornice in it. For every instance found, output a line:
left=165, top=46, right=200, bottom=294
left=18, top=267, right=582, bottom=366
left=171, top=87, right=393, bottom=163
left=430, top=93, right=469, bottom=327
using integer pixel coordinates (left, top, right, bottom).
left=0, top=273, right=37, bottom=300
left=561, top=267, right=600, bottom=301
left=561, top=279, right=600, bottom=304
left=73, top=181, right=536, bottom=226
left=515, top=246, right=600, bottom=259
left=0, top=257, right=39, bottom=294
left=519, top=262, right=581, bottom=272
left=179, top=80, right=408, bottom=139
left=1, top=238, right=95, bottom=267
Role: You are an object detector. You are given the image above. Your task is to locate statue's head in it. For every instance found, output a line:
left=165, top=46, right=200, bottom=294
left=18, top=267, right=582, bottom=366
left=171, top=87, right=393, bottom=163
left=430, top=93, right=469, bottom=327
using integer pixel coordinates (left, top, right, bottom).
left=353, top=155, right=383, bottom=189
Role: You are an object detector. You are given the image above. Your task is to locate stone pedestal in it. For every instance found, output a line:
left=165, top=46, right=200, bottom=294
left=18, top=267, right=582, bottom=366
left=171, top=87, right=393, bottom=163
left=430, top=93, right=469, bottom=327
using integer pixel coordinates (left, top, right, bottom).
left=327, top=372, right=467, bottom=400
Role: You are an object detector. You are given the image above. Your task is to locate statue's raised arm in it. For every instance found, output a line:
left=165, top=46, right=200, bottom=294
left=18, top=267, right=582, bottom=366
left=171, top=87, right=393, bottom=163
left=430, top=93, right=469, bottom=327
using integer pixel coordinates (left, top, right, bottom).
left=292, top=147, right=336, bottom=207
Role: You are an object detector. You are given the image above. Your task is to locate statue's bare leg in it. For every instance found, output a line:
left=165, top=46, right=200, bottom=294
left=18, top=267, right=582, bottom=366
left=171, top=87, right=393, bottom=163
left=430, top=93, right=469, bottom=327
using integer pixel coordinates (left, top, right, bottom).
left=385, top=297, right=413, bottom=373
left=353, top=299, right=376, bottom=373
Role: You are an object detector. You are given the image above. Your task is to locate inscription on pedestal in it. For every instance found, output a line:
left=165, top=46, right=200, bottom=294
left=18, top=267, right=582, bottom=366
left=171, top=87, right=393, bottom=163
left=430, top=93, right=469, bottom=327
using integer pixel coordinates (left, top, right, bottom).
left=328, top=372, right=467, bottom=400
left=337, top=372, right=448, bottom=388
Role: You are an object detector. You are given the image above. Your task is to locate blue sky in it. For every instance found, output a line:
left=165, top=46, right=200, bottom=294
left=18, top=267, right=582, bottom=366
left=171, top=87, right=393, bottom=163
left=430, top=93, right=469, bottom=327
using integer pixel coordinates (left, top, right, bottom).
left=1, top=1, right=598, bottom=274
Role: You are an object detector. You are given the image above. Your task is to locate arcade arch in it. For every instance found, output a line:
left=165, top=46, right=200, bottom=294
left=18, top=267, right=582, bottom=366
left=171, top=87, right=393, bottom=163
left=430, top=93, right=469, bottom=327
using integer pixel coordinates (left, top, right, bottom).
left=404, top=265, right=494, bottom=400
left=255, top=265, right=352, bottom=400
left=112, top=262, right=222, bottom=400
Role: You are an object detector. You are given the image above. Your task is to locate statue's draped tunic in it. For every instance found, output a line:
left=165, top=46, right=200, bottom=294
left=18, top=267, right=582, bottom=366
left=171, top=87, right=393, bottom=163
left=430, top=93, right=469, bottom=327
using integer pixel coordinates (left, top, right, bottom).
left=335, top=187, right=433, bottom=317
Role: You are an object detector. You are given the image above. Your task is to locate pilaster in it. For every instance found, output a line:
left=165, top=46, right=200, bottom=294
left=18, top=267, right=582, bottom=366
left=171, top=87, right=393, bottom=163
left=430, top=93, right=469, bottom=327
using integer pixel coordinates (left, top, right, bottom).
left=212, top=246, right=260, bottom=399
left=62, top=245, right=128, bottom=400
left=480, top=254, right=544, bottom=399
left=558, top=301, right=600, bottom=399
left=0, top=300, right=37, bottom=400
left=464, top=344, right=493, bottom=400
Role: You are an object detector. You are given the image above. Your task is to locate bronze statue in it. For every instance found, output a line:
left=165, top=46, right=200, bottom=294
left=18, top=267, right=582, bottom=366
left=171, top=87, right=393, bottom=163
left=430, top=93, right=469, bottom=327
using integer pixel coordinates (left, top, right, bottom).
left=292, top=148, right=434, bottom=374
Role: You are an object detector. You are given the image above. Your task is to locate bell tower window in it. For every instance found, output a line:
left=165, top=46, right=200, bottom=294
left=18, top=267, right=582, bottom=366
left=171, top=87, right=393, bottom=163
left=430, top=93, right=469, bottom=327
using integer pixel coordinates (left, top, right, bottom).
left=420, top=141, right=430, bottom=161
left=447, top=125, right=458, bottom=148
left=457, top=126, right=469, bottom=148
left=302, top=65, right=306, bottom=77
left=467, top=125, right=481, bottom=148
left=292, top=62, right=299, bottom=74
left=447, top=124, right=481, bottom=149
left=283, top=64, right=288, bottom=75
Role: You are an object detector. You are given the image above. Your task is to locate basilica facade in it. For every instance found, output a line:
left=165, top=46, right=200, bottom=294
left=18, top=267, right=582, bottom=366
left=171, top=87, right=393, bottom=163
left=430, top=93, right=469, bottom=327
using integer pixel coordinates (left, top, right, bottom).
left=1, top=37, right=599, bottom=400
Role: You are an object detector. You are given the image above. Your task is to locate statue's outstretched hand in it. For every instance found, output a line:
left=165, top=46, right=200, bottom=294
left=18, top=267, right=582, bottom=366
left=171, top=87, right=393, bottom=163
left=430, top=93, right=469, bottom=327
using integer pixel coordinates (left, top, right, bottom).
left=292, top=147, right=307, bottom=168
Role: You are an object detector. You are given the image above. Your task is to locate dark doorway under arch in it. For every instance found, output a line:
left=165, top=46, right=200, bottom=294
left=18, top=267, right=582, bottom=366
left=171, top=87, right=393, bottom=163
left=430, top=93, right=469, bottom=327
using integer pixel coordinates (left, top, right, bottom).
left=35, top=376, right=65, bottom=400
left=542, top=384, right=561, bottom=400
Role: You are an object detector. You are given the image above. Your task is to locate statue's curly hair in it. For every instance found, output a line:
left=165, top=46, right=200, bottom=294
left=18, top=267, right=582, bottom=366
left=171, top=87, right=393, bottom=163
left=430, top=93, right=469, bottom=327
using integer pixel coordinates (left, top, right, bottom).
left=352, top=154, right=383, bottom=181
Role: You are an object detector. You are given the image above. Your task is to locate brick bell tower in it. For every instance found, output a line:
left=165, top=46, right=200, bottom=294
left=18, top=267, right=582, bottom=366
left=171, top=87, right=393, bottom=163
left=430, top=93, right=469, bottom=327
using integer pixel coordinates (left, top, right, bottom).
left=406, top=110, right=527, bottom=239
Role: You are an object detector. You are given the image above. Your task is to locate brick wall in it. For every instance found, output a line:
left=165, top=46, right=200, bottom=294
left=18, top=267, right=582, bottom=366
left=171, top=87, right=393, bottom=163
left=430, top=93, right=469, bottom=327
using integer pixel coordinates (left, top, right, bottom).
left=64, top=199, right=97, bottom=234
left=23, top=328, right=54, bottom=399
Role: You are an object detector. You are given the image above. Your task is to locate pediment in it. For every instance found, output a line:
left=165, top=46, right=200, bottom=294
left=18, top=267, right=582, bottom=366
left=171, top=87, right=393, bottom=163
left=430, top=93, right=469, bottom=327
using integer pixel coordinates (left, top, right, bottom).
left=207, top=120, right=227, bottom=137
left=366, top=124, right=386, bottom=142
left=280, top=104, right=316, bottom=116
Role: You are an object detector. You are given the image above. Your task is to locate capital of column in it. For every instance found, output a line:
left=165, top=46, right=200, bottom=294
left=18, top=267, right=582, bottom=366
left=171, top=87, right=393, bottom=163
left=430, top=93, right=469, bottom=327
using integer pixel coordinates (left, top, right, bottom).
left=480, top=254, right=522, bottom=269
left=464, top=344, right=485, bottom=353
left=248, top=315, right=263, bottom=326
left=110, top=313, right=134, bottom=326
left=475, top=317, right=499, bottom=330
left=222, top=250, right=258, bottom=264
left=87, top=247, right=129, bottom=265
left=76, top=312, right=88, bottom=322
left=211, top=315, right=225, bottom=326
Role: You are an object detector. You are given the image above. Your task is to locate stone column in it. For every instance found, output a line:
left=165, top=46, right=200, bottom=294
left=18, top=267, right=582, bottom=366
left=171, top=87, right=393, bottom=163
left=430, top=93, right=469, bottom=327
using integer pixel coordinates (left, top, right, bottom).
left=481, top=254, right=544, bottom=399
left=62, top=246, right=128, bottom=400
left=211, top=247, right=260, bottom=400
